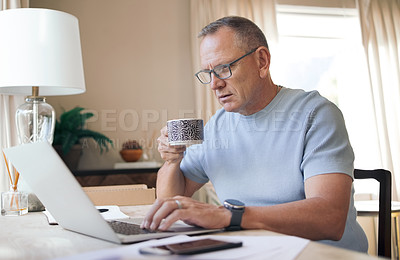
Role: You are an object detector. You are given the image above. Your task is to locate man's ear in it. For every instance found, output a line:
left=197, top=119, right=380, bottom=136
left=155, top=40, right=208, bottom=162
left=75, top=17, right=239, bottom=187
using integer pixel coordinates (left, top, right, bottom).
left=257, top=47, right=271, bottom=78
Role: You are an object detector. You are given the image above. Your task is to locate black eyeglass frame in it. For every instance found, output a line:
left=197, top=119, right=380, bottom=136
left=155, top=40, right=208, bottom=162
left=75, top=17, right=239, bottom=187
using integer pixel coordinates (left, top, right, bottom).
left=195, top=47, right=258, bottom=84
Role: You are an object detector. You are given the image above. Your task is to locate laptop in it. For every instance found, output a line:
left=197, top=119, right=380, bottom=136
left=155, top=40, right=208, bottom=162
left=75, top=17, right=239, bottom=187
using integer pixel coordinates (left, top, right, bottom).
left=3, top=141, right=221, bottom=244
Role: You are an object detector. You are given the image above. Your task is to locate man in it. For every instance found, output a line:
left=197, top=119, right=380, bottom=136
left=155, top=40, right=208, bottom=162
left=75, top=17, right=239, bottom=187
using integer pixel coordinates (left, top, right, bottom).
left=141, top=16, right=368, bottom=252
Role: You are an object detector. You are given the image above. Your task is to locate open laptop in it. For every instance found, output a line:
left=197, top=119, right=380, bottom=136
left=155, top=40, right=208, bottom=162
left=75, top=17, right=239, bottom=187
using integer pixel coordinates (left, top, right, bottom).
left=4, top=141, right=221, bottom=244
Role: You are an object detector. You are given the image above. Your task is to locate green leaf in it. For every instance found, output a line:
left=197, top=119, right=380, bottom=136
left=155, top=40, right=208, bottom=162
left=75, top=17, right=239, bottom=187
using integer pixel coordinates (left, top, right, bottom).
left=53, top=107, right=113, bottom=155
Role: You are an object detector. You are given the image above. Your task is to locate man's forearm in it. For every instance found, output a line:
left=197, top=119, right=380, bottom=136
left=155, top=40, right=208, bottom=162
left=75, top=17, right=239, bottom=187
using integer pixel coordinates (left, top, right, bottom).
left=156, top=162, right=186, bottom=198
left=241, top=174, right=352, bottom=241
left=241, top=198, right=347, bottom=241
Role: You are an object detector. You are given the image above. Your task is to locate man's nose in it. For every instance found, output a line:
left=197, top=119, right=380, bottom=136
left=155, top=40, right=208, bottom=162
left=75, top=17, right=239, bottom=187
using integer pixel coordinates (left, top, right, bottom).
left=210, top=73, right=225, bottom=90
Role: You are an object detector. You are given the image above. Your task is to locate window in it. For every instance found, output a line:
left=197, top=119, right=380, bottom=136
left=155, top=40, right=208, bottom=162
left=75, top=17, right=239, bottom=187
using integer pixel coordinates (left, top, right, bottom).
left=272, top=5, right=380, bottom=196
left=272, top=6, right=361, bottom=103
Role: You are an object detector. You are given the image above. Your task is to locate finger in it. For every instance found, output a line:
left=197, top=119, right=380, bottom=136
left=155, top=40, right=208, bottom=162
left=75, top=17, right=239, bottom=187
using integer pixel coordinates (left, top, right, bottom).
left=158, top=208, right=186, bottom=231
left=173, top=195, right=187, bottom=201
left=157, top=199, right=187, bottom=231
left=161, top=150, right=185, bottom=162
left=169, top=144, right=186, bottom=151
left=158, top=137, right=170, bottom=150
left=158, top=141, right=186, bottom=154
left=158, top=128, right=186, bottom=150
left=157, top=197, right=188, bottom=230
left=157, top=127, right=169, bottom=147
left=141, top=199, right=165, bottom=229
left=174, top=199, right=183, bottom=210
left=149, top=199, right=182, bottom=230
left=160, top=126, right=168, bottom=137
left=158, top=198, right=198, bottom=230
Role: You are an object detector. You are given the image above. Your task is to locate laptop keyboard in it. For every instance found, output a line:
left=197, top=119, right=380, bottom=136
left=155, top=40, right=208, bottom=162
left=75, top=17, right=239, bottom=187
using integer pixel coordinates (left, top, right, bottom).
left=108, top=220, right=159, bottom=235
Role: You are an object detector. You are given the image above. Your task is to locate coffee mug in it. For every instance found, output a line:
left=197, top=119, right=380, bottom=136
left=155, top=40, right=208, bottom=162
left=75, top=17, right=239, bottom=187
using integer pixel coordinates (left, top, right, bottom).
left=167, top=118, right=204, bottom=146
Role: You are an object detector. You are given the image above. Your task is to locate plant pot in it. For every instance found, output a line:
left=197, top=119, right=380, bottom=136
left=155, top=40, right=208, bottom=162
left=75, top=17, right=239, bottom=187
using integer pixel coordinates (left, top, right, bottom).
left=53, top=144, right=83, bottom=171
left=120, top=149, right=142, bottom=162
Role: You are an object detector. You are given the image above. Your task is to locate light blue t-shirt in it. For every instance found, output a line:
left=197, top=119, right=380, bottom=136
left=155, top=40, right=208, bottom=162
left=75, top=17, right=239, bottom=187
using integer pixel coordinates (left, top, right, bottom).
left=180, top=87, right=368, bottom=252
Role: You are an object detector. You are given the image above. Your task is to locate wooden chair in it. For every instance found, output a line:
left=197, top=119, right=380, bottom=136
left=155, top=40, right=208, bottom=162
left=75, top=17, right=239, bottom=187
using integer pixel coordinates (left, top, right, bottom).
left=354, top=169, right=392, bottom=258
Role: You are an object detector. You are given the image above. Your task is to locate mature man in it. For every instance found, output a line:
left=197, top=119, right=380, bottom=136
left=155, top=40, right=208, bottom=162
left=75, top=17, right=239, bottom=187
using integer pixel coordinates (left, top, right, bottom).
left=141, top=16, right=368, bottom=252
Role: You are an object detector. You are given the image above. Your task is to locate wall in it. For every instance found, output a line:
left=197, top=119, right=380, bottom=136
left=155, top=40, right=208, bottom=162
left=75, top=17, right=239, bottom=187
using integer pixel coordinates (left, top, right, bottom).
left=30, top=0, right=195, bottom=169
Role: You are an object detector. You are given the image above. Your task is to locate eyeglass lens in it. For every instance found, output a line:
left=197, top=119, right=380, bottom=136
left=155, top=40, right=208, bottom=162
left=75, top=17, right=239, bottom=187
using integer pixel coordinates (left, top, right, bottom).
left=195, top=48, right=258, bottom=84
left=197, top=65, right=231, bottom=84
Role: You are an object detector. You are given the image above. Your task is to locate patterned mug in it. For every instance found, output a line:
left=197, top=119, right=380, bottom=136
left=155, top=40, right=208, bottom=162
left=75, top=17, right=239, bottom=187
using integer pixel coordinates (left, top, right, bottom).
left=167, top=118, right=204, bottom=146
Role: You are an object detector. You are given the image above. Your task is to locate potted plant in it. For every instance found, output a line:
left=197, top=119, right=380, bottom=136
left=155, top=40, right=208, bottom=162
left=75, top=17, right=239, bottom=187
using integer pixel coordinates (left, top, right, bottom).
left=53, top=107, right=113, bottom=170
left=120, top=140, right=143, bottom=162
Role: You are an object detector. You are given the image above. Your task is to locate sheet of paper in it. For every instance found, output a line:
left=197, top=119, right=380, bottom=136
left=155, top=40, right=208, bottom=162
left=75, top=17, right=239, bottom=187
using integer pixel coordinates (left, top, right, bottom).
left=43, top=205, right=129, bottom=225
left=54, top=234, right=309, bottom=260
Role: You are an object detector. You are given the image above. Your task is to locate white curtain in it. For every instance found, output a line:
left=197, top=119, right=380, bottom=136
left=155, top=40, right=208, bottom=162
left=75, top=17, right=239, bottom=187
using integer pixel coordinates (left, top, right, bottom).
left=357, top=0, right=400, bottom=200
left=0, top=0, right=28, bottom=192
left=190, top=0, right=278, bottom=121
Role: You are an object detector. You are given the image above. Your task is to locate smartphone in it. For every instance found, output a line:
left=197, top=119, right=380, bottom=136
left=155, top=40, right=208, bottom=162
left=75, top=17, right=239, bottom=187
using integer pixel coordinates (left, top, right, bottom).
left=139, top=238, right=242, bottom=255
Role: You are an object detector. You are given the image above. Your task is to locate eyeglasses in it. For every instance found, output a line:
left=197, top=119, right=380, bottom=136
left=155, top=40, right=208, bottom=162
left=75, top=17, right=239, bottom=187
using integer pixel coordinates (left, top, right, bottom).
left=195, top=48, right=258, bottom=84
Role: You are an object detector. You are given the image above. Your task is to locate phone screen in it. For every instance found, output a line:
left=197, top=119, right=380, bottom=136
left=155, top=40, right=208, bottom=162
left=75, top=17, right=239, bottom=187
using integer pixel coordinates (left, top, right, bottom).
left=139, top=238, right=242, bottom=255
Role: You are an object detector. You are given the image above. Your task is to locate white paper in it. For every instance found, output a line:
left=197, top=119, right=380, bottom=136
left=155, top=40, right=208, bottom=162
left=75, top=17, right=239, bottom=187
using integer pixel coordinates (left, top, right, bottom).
left=43, top=205, right=129, bottom=225
left=54, top=234, right=309, bottom=260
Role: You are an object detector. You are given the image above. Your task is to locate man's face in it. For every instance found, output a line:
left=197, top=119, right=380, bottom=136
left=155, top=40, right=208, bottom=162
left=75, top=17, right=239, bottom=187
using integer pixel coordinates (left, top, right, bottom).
left=199, top=27, right=265, bottom=116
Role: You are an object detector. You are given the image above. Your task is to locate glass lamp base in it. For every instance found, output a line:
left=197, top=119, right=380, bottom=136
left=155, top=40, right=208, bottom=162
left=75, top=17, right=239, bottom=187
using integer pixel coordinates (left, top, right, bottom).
left=15, top=96, right=55, bottom=144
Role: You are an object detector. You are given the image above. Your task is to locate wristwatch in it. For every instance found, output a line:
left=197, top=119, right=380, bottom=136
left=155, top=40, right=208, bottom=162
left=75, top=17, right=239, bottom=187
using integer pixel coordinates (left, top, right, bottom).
left=223, top=199, right=245, bottom=231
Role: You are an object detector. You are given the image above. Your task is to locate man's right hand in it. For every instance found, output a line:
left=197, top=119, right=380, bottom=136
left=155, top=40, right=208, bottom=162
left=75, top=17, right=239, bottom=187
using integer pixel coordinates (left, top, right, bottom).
left=157, top=126, right=186, bottom=164
left=156, top=126, right=204, bottom=199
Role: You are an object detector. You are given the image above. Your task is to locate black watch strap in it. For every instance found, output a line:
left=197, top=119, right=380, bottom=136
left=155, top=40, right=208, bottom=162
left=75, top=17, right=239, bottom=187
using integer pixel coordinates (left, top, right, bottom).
left=224, top=199, right=245, bottom=231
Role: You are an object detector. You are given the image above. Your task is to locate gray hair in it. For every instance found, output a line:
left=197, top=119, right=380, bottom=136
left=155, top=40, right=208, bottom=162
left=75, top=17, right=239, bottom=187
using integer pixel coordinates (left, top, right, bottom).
left=198, top=16, right=269, bottom=51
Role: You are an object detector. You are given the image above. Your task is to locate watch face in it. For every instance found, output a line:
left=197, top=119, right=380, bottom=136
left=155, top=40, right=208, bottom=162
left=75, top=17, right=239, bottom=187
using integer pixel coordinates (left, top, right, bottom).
left=224, top=199, right=245, bottom=208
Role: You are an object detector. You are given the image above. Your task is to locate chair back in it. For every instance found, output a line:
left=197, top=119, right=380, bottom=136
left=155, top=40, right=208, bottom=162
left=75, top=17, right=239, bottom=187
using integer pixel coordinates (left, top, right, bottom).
left=354, top=169, right=391, bottom=257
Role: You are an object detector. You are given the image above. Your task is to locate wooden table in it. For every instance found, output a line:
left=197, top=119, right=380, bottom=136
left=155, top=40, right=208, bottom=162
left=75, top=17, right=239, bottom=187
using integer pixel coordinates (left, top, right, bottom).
left=0, top=205, right=381, bottom=260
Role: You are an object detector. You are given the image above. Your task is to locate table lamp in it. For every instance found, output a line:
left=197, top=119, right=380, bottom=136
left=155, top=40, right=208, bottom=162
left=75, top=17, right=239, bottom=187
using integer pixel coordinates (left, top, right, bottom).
left=0, top=8, right=86, bottom=144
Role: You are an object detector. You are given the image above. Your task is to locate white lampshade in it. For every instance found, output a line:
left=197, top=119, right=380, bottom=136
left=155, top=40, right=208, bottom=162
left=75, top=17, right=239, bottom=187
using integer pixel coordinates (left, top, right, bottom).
left=0, top=8, right=85, bottom=95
